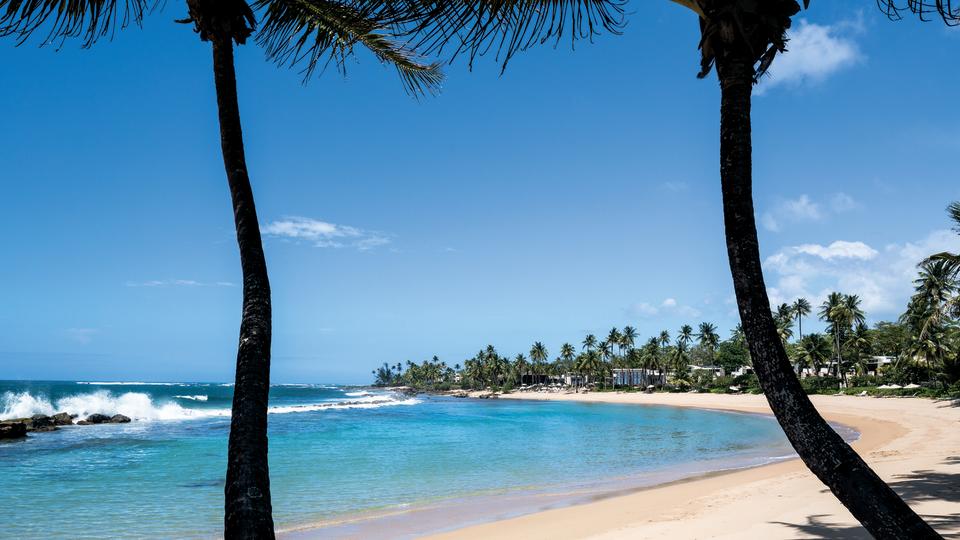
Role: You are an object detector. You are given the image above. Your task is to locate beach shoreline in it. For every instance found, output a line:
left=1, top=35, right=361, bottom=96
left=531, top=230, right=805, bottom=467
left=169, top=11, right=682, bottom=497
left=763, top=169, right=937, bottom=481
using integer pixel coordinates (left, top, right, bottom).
left=419, top=391, right=960, bottom=539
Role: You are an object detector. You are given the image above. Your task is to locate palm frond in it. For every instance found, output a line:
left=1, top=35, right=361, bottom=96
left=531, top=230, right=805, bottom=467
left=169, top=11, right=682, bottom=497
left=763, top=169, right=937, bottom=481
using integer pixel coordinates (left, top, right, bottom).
left=406, top=0, right=626, bottom=71
left=949, top=201, right=960, bottom=231
left=0, top=0, right=155, bottom=47
left=695, top=0, right=807, bottom=82
left=877, top=0, right=960, bottom=26
left=254, top=0, right=442, bottom=96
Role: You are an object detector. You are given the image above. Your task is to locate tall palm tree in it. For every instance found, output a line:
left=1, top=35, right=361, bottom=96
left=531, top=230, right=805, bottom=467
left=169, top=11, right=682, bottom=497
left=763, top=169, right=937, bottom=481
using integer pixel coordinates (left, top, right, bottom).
left=559, top=342, right=576, bottom=376
left=606, top=327, right=623, bottom=358
left=514, top=353, right=528, bottom=385
left=530, top=341, right=548, bottom=383
left=820, top=292, right=846, bottom=379
left=653, top=1, right=936, bottom=534
left=695, top=321, right=720, bottom=367
left=582, top=333, right=597, bottom=353
left=2, top=1, right=442, bottom=537
left=677, top=324, right=694, bottom=349
left=793, top=297, right=812, bottom=341
left=658, top=330, right=671, bottom=349
left=621, top=325, right=637, bottom=353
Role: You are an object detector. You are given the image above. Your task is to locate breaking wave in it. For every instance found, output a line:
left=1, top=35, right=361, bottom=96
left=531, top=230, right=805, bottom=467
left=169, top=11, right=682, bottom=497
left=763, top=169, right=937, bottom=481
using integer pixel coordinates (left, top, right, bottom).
left=1, top=390, right=419, bottom=422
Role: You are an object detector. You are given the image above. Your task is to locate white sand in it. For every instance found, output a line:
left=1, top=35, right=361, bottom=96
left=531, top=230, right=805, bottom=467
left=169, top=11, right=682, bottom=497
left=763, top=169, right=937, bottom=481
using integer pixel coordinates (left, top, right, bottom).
left=426, top=392, right=960, bottom=539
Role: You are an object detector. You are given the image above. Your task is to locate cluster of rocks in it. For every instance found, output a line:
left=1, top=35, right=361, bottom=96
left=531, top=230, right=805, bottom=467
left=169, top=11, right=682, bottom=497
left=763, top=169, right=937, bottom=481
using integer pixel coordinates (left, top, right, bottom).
left=0, top=412, right=131, bottom=440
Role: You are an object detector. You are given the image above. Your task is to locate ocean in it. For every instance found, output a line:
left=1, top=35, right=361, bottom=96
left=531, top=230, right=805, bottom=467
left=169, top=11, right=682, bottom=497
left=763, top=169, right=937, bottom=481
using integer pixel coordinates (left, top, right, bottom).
left=0, top=380, right=802, bottom=539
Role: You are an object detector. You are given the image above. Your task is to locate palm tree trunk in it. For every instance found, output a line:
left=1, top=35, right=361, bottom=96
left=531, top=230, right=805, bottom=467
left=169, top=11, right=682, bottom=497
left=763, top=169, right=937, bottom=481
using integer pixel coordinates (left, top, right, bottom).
left=211, top=36, right=275, bottom=539
left=716, top=56, right=938, bottom=538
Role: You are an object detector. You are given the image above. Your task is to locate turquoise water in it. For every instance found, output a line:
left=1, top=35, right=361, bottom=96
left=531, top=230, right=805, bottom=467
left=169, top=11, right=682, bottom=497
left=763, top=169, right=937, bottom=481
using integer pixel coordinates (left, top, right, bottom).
left=0, top=381, right=797, bottom=539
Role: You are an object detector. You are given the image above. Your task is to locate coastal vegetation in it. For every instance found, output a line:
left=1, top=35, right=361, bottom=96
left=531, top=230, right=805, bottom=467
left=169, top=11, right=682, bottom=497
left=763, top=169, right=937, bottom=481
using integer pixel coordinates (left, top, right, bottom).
left=374, top=202, right=960, bottom=399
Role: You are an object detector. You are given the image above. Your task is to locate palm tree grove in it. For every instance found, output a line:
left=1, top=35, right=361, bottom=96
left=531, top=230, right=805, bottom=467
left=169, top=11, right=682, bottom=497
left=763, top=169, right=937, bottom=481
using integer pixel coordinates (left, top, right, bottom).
left=2, top=0, right=960, bottom=539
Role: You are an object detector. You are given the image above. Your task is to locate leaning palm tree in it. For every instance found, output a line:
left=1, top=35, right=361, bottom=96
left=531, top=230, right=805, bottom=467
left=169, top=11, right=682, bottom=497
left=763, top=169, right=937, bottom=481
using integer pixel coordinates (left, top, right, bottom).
left=635, top=1, right=932, bottom=534
left=3, top=2, right=442, bottom=537
left=10, top=0, right=939, bottom=535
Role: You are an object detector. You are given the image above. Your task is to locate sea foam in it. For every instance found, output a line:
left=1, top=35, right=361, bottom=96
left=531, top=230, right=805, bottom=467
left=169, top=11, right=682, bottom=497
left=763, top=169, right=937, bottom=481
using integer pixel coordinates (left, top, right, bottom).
left=0, top=390, right=418, bottom=422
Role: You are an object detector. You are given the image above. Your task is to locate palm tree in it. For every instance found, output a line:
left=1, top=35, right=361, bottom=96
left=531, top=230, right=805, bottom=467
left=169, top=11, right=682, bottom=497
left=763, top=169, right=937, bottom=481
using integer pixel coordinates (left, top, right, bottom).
left=793, top=297, right=812, bottom=341
left=606, top=327, right=623, bottom=358
left=530, top=341, right=548, bottom=384
left=773, top=303, right=795, bottom=343
left=798, top=333, right=832, bottom=377
left=582, top=334, right=597, bottom=353
left=3, top=1, right=442, bottom=537
left=514, top=353, right=528, bottom=385
left=559, top=343, right=576, bottom=378
left=658, top=330, right=671, bottom=349
left=621, top=325, right=637, bottom=353
left=677, top=324, right=694, bottom=350
left=820, top=292, right=845, bottom=379
left=695, top=321, right=720, bottom=367
left=653, top=1, right=936, bottom=534
left=879, top=1, right=960, bottom=25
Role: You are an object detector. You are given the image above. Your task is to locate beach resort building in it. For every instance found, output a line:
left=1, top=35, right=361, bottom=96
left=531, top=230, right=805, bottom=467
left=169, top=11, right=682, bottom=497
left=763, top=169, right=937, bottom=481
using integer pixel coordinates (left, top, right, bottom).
left=611, top=368, right=666, bottom=388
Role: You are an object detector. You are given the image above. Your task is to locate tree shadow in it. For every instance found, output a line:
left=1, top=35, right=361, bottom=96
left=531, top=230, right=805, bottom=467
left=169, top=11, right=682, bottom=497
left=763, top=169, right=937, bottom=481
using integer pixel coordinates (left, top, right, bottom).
left=779, top=468, right=960, bottom=537
left=890, top=469, right=960, bottom=504
left=774, top=514, right=960, bottom=539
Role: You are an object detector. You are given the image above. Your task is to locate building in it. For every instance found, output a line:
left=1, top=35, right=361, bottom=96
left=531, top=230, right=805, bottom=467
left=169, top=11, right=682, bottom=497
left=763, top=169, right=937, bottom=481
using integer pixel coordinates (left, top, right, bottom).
left=690, top=365, right=725, bottom=378
left=611, top=368, right=666, bottom=387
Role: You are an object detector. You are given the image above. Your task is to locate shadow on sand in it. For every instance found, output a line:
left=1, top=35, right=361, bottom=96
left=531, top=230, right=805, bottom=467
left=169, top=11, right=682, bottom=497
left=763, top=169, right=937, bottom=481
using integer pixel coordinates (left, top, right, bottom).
left=772, top=462, right=960, bottom=539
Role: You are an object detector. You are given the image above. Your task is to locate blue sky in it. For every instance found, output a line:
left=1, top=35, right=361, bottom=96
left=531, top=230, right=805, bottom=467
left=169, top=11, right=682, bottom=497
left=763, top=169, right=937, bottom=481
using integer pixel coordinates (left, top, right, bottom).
left=2, top=3, right=959, bottom=383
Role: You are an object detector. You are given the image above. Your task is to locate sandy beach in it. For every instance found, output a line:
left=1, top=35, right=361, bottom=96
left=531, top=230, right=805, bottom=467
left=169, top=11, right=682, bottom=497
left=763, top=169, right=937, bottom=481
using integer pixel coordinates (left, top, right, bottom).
left=424, top=392, right=960, bottom=540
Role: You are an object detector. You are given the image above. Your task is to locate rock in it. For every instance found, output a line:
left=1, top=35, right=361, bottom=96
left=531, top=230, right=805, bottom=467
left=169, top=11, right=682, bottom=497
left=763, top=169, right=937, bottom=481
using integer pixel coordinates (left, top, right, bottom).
left=32, top=425, right=59, bottom=432
left=85, top=414, right=112, bottom=424
left=0, top=422, right=27, bottom=440
left=76, top=421, right=91, bottom=426
left=30, top=414, right=54, bottom=429
left=51, top=412, right=74, bottom=426
left=109, top=414, right=131, bottom=424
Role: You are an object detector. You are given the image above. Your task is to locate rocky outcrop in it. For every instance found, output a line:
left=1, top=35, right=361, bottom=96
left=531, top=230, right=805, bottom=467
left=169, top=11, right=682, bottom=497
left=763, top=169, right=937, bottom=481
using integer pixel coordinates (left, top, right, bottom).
left=51, top=412, right=75, bottom=426
left=0, top=410, right=133, bottom=435
left=0, top=422, right=27, bottom=440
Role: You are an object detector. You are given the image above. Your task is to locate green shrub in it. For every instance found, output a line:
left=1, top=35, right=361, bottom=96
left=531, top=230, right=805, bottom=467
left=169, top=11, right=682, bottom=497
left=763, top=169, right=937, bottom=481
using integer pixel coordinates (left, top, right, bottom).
left=732, top=373, right=760, bottom=391
left=800, top=376, right=841, bottom=394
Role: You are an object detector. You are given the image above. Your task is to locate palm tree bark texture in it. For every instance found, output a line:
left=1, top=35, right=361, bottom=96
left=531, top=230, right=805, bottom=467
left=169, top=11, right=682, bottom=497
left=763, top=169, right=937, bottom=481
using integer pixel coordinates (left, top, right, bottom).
left=715, top=49, right=938, bottom=537
left=196, top=1, right=275, bottom=535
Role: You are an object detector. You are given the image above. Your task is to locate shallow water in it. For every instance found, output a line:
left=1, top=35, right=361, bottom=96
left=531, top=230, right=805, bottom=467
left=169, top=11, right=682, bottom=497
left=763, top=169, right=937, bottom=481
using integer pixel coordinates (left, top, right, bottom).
left=0, top=381, right=798, bottom=539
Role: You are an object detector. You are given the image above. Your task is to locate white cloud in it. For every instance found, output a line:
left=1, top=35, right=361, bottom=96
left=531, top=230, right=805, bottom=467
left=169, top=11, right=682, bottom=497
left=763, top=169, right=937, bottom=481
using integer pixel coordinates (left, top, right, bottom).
left=757, top=19, right=862, bottom=95
left=261, top=217, right=390, bottom=251
left=125, top=280, right=235, bottom=288
left=66, top=328, right=98, bottom=345
left=794, top=240, right=878, bottom=261
left=631, top=297, right=701, bottom=319
left=830, top=192, right=859, bottom=212
left=764, top=230, right=960, bottom=316
left=762, top=193, right=860, bottom=232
